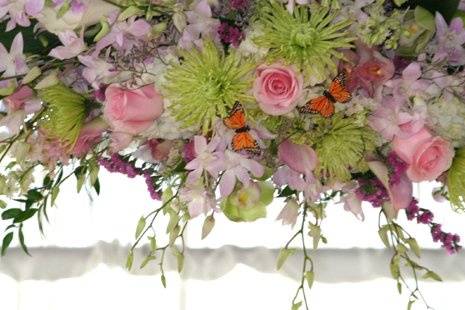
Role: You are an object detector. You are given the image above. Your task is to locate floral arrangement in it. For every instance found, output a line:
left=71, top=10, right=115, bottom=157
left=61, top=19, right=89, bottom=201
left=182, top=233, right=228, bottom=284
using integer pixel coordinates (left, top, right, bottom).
left=1, top=0, right=465, bottom=308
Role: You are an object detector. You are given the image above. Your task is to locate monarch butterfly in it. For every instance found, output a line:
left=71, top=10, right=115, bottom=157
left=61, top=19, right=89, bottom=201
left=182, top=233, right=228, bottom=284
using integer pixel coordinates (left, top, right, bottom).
left=298, top=71, right=352, bottom=118
left=223, top=102, right=260, bottom=155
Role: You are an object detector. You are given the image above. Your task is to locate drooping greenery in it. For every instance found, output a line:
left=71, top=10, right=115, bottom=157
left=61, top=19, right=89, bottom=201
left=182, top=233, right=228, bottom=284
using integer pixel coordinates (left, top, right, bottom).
left=39, top=84, right=89, bottom=149
left=253, top=0, right=354, bottom=80
left=447, top=147, right=465, bottom=212
left=163, top=40, right=255, bottom=134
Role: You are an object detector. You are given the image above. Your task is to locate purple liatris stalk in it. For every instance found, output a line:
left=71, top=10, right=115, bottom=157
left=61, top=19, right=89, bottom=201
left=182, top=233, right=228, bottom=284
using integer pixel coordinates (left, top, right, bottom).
left=406, top=199, right=461, bottom=254
left=355, top=178, right=389, bottom=208
left=387, top=152, right=407, bottom=186
left=99, top=154, right=160, bottom=200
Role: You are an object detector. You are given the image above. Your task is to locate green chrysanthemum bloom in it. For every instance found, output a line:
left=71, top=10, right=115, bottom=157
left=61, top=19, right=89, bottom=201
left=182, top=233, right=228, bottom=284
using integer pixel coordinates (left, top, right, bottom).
left=163, top=40, right=255, bottom=134
left=253, top=0, right=354, bottom=80
left=311, top=113, right=378, bottom=183
left=447, top=148, right=465, bottom=212
left=39, top=84, right=89, bottom=149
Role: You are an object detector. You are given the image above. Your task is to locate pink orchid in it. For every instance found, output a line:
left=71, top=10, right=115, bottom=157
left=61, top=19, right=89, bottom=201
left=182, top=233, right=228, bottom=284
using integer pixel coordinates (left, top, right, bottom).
left=94, top=17, right=150, bottom=54
left=278, top=139, right=318, bottom=179
left=276, top=199, right=300, bottom=227
left=385, top=62, right=431, bottom=103
left=78, top=55, right=116, bottom=88
left=340, top=182, right=365, bottom=221
left=218, top=150, right=264, bottom=197
left=0, top=33, right=28, bottom=78
left=273, top=166, right=321, bottom=202
left=180, top=182, right=216, bottom=218
left=49, top=30, right=87, bottom=60
left=368, top=161, right=413, bottom=219
left=185, top=136, right=224, bottom=184
left=433, top=13, right=465, bottom=66
left=178, top=0, right=220, bottom=49
left=72, top=117, right=108, bottom=157
left=0, top=0, right=44, bottom=31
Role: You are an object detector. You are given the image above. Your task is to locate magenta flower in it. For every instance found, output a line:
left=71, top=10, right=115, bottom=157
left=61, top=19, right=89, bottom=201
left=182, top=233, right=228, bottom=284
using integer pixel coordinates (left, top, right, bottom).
left=49, top=30, right=87, bottom=60
left=218, top=150, right=264, bottom=197
left=433, top=13, right=465, bottom=66
left=343, top=42, right=394, bottom=97
left=0, top=33, right=28, bottom=78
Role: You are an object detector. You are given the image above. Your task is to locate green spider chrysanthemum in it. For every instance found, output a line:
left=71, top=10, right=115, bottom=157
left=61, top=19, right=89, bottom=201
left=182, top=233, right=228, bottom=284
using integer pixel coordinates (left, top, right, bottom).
left=447, top=148, right=465, bottom=212
left=163, top=40, right=255, bottom=134
left=253, top=0, right=354, bottom=80
left=310, top=113, right=378, bottom=183
left=39, top=84, right=89, bottom=149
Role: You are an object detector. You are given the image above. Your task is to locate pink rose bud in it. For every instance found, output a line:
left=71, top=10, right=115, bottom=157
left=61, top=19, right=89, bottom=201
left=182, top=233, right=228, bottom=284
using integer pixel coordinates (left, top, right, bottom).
left=253, top=64, right=303, bottom=115
left=104, top=83, right=164, bottom=135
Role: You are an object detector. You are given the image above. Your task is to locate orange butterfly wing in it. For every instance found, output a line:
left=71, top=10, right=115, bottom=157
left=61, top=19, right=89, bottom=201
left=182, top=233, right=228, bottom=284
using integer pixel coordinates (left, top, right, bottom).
left=298, top=96, right=335, bottom=118
left=232, top=132, right=260, bottom=155
left=328, top=72, right=351, bottom=103
left=223, top=102, right=246, bottom=130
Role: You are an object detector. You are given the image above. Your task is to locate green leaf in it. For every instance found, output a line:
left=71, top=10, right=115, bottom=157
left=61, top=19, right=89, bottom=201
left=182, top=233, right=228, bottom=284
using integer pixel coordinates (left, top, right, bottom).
left=1, top=232, right=13, bottom=256
left=278, top=186, right=296, bottom=198
left=390, top=256, right=401, bottom=279
left=27, top=190, right=43, bottom=202
left=135, top=216, right=146, bottom=239
left=51, top=187, right=60, bottom=205
left=406, top=238, right=421, bottom=258
left=201, top=214, right=215, bottom=240
left=276, top=248, right=295, bottom=270
left=397, top=281, right=402, bottom=294
left=172, top=247, right=185, bottom=273
left=292, top=301, right=302, bottom=310
left=57, top=2, right=70, bottom=18
left=309, top=223, right=321, bottom=249
left=414, top=6, right=436, bottom=31
left=422, top=270, right=443, bottom=282
left=126, top=251, right=134, bottom=270
left=19, top=225, right=30, bottom=256
left=0, top=200, right=6, bottom=209
left=419, top=0, right=460, bottom=22
left=140, top=255, right=156, bottom=269
left=118, top=6, right=144, bottom=21
left=407, top=299, right=415, bottom=310
left=161, top=274, right=167, bottom=288
left=13, top=208, right=38, bottom=223
left=94, top=20, right=111, bottom=42
left=393, top=0, right=408, bottom=6
left=305, top=271, right=314, bottom=289
left=149, top=236, right=157, bottom=252
left=2, top=208, right=22, bottom=220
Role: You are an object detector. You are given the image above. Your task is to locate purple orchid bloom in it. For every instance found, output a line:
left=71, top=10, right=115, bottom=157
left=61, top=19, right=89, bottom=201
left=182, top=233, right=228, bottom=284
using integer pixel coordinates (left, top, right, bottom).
left=0, top=0, right=44, bottom=31
left=433, top=13, right=465, bottom=66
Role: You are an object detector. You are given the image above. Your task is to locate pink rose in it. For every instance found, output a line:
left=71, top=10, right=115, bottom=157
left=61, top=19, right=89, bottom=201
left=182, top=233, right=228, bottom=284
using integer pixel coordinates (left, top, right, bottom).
left=104, top=84, right=164, bottom=135
left=393, top=128, right=454, bottom=182
left=253, top=64, right=303, bottom=115
left=72, top=118, right=108, bottom=157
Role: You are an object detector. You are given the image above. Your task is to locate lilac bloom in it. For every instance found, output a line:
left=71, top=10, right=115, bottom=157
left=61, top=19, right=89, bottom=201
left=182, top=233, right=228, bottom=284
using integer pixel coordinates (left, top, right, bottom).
left=0, top=0, right=44, bottom=31
left=178, top=0, right=220, bottom=49
left=433, top=13, right=465, bottom=66
left=218, top=150, right=264, bottom=197
left=0, top=33, right=28, bottom=78
left=94, top=17, right=150, bottom=55
left=78, top=55, right=116, bottom=88
left=385, top=62, right=431, bottom=103
left=369, top=97, right=426, bottom=140
left=185, top=136, right=224, bottom=184
left=49, top=30, right=87, bottom=60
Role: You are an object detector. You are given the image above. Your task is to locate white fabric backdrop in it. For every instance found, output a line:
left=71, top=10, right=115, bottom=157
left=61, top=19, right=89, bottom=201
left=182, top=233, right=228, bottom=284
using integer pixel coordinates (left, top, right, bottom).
left=1, top=170, right=465, bottom=309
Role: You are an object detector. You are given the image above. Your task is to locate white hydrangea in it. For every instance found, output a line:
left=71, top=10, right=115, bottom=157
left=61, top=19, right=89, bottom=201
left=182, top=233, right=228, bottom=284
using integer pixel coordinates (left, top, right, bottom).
left=428, top=95, right=465, bottom=147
